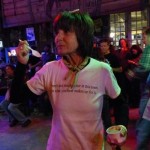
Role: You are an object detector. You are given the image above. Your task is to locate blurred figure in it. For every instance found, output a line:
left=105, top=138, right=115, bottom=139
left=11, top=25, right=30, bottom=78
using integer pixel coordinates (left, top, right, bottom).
left=119, top=38, right=129, bottom=52
left=99, top=39, right=129, bottom=128
left=116, top=38, right=129, bottom=71
left=0, top=64, right=16, bottom=125
left=0, top=64, right=31, bottom=127
left=135, top=28, right=150, bottom=150
left=126, top=27, right=150, bottom=150
left=126, top=45, right=142, bottom=66
left=115, top=38, right=130, bottom=102
left=126, top=45, right=142, bottom=108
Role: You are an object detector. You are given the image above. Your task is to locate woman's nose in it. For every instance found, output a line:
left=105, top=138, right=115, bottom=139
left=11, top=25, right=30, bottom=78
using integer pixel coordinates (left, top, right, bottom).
left=55, top=31, right=64, bottom=41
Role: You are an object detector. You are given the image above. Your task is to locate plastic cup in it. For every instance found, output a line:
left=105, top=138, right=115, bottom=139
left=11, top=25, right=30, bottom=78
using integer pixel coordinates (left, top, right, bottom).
left=106, top=125, right=127, bottom=146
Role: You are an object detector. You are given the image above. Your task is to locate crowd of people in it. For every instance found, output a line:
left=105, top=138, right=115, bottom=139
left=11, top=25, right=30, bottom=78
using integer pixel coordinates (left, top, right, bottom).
left=0, top=10, right=150, bottom=150
left=92, top=28, right=150, bottom=150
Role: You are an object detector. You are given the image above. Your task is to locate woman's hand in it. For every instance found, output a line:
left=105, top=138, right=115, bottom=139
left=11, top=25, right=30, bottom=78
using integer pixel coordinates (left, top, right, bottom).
left=16, top=40, right=30, bottom=64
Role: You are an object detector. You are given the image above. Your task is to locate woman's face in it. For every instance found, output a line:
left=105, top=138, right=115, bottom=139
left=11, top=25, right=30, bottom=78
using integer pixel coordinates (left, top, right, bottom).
left=120, top=39, right=127, bottom=48
left=55, top=29, right=79, bottom=56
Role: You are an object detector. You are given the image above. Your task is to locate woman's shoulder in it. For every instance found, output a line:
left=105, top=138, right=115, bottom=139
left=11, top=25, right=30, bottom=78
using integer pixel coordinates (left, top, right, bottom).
left=90, top=58, right=111, bottom=69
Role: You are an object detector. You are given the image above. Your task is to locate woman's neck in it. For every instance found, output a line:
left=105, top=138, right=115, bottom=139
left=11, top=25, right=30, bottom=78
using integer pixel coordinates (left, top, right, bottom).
left=65, top=53, right=84, bottom=66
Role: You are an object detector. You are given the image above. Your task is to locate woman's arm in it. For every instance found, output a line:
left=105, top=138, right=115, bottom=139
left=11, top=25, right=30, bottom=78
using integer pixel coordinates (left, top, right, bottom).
left=9, top=62, right=37, bottom=103
left=9, top=40, right=38, bottom=103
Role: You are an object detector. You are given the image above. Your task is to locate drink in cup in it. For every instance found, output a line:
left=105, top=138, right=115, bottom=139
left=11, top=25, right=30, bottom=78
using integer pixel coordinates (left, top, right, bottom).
left=106, top=125, right=127, bottom=146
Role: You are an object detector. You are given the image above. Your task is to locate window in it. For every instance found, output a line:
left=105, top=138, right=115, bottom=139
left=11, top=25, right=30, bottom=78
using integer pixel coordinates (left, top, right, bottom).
left=110, top=13, right=125, bottom=47
left=131, top=10, right=148, bottom=46
left=110, top=10, right=148, bottom=48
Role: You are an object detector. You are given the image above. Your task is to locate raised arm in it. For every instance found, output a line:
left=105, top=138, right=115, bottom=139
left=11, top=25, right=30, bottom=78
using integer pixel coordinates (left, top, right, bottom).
left=9, top=40, right=37, bottom=102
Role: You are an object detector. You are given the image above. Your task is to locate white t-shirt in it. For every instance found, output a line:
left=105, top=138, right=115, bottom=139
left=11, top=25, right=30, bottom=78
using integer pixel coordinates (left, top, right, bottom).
left=27, top=58, right=121, bottom=150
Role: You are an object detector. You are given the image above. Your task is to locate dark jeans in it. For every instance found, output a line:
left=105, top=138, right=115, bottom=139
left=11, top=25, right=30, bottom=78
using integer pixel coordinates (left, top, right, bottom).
left=136, top=94, right=150, bottom=150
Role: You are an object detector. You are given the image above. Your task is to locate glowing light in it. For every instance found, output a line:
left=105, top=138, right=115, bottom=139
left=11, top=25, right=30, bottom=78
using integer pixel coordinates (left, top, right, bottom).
left=110, top=33, right=115, bottom=38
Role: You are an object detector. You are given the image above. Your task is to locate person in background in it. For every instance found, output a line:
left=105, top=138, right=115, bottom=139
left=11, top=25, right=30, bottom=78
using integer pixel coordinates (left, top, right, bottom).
left=115, top=38, right=130, bottom=75
left=126, top=27, right=150, bottom=150
left=99, top=39, right=129, bottom=127
left=115, top=38, right=131, bottom=103
left=126, top=45, right=142, bottom=65
left=0, top=64, right=31, bottom=127
left=99, top=39, right=129, bottom=150
left=141, top=72, right=150, bottom=149
left=41, top=44, right=56, bottom=65
left=118, top=38, right=129, bottom=51
left=0, top=65, right=17, bottom=126
left=126, top=45, right=142, bottom=108
left=12, top=11, right=122, bottom=150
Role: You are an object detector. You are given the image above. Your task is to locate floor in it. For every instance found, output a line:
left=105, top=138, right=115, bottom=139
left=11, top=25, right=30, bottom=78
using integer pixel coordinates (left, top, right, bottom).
left=0, top=108, right=147, bottom=150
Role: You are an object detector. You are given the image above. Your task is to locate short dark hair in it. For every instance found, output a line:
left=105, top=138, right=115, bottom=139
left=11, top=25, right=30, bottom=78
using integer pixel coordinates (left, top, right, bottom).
left=99, top=38, right=115, bottom=53
left=53, top=11, right=94, bottom=58
left=99, top=39, right=111, bottom=45
left=129, top=45, right=142, bottom=56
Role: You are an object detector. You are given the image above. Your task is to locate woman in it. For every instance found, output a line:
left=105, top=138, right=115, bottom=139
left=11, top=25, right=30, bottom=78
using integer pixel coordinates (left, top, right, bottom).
left=11, top=11, right=122, bottom=150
